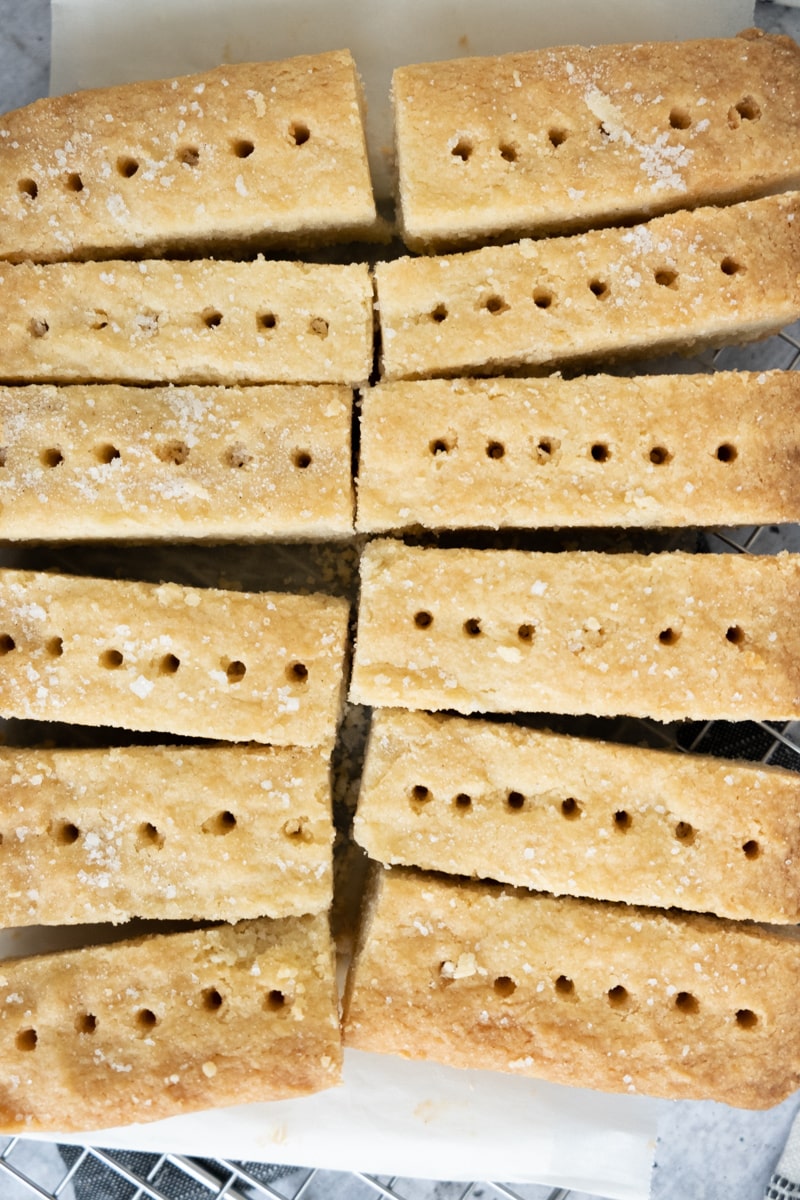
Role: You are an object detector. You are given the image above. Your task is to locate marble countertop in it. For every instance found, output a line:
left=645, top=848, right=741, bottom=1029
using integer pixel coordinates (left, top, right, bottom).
left=0, top=3, right=799, bottom=1198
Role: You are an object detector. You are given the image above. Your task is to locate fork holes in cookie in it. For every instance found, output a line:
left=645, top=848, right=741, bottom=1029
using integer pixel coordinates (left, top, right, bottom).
left=202, top=987, right=223, bottom=1011
left=486, top=440, right=505, bottom=459
left=414, top=611, right=433, bottom=629
left=716, top=443, right=737, bottom=463
left=137, top=1008, right=158, bottom=1031
left=53, top=820, right=79, bottom=845
left=430, top=438, right=451, bottom=456
left=507, top=790, right=525, bottom=810
left=499, top=142, right=517, bottom=162
left=0, top=634, right=16, bottom=656
left=517, top=623, right=535, bottom=643
left=649, top=446, right=671, bottom=465
left=561, top=797, right=581, bottom=820
left=533, top=288, right=553, bottom=309
left=159, top=653, right=180, bottom=675
left=614, top=810, right=631, bottom=832
left=494, top=975, right=516, bottom=997
left=225, top=444, right=252, bottom=468
left=117, top=156, right=139, bottom=178
left=451, top=137, right=472, bottom=161
left=138, top=821, right=164, bottom=848
left=548, top=128, right=567, bottom=148
left=454, top=792, right=472, bottom=810
left=226, top=660, right=246, bottom=683
left=18, top=178, right=38, bottom=200
left=654, top=268, right=678, bottom=288
left=286, top=661, right=308, bottom=683
left=674, top=821, right=695, bottom=844
left=41, top=447, right=63, bottom=467
left=659, top=627, right=680, bottom=646
left=483, top=294, right=508, bottom=315
left=258, top=312, right=277, bottom=330
left=16, top=1029, right=37, bottom=1052
left=742, top=839, right=760, bottom=860
left=293, top=450, right=312, bottom=469
left=721, top=257, right=744, bottom=276
left=289, top=122, right=310, bottom=146
left=430, top=303, right=448, bottom=323
left=233, top=139, right=254, bottom=158
left=591, top=443, right=609, bottom=463
left=75, top=1013, right=96, bottom=1035
left=202, top=308, right=223, bottom=328
left=66, top=173, right=83, bottom=193
left=157, top=441, right=189, bottom=466
left=202, top=810, right=237, bottom=836
left=96, top=444, right=120, bottom=464
left=730, top=96, right=761, bottom=125
left=29, top=318, right=49, bottom=338
left=411, top=784, right=430, bottom=803
left=736, top=1008, right=758, bottom=1029
left=46, top=636, right=63, bottom=658
left=675, top=991, right=698, bottom=1014
left=726, top=625, right=745, bottom=647
left=555, top=975, right=574, bottom=996
left=177, top=146, right=200, bottom=167
left=589, top=279, right=609, bottom=300
left=309, top=317, right=329, bottom=338
left=607, top=985, right=629, bottom=1008
left=669, top=107, right=691, bottom=130
left=266, top=989, right=287, bottom=1011
left=463, top=617, right=482, bottom=637
left=100, top=649, right=123, bottom=669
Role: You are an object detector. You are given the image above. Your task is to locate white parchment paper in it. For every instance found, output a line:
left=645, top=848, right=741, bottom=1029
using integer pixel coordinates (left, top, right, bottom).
left=32, top=1, right=759, bottom=1192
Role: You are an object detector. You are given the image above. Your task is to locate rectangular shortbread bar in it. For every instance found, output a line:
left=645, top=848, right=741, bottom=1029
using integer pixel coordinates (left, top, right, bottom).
left=356, top=371, right=800, bottom=531
left=350, top=540, right=800, bottom=722
left=0, top=914, right=341, bottom=1132
left=0, top=569, right=349, bottom=746
left=393, top=30, right=800, bottom=251
left=355, top=710, right=800, bottom=923
left=375, top=192, right=800, bottom=380
left=0, top=383, right=353, bottom=540
left=0, top=258, right=373, bottom=385
left=343, top=866, right=800, bottom=1108
left=0, top=51, right=378, bottom=262
left=0, top=743, right=334, bottom=925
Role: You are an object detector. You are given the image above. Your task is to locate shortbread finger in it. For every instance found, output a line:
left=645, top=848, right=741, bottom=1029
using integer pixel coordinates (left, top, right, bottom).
left=356, top=371, right=800, bottom=532
left=393, top=30, right=800, bottom=252
left=355, top=710, right=800, bottom=923
left=0, top=383, right=353, bottom=540
left=350, top=540, right=800, bottom=722
left=0, top=259, right=372, bottom=385
left=375, top=192, right=800, bottom=380
left=0, top=914, right=341, bottom=1132
left=343, top=866, right=800, bottom=1109
left=0, top=51, right=379, bottom=263
left=0, top=569, right=348, bottom=747
left=0, top=743, right=334, bottom=925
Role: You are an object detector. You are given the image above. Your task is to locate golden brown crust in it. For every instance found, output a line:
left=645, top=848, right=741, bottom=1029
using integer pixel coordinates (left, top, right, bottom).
left=355, top=710, right=800, bottom=922
left=356, top=371, right=800, bottom=531
left=0, top=743, right=334, bottom=924
left=342, top=865, right=800, bottom=1109
left=375, top=193, right=800, bottom=380
left=0, top=383, right=354, bottom=541
left=0, top=569, right=349, bottom=747
left=0, top=914, right=341, bottom=1132
left=0, top=52, right=378, bottom=262
left=0, top=259, right=373, bottom=386
left=393, top=32, right=800, bottom=251
left=350, top=540, right=800, bottom=721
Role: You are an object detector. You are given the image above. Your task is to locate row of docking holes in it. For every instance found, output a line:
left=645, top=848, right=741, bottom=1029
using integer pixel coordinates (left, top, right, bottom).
left=448, top=97, right=762, bottom=163
left=423, top=255, right=744, bottom=326
left=0, top=811, right=312, bottom=849
left=412, top=610, right=752, bottom=652
left=25, top=312, right=330, bottom=339
left=408, top=784, right=761, bottom=861
left=14, top=124, right=313, bottom=203
left=0, top=635, right=312, bottom=688
left=12, top=984, right=291, bottom=1051
left=429, top=436, right=738, bottom=467
left=0, top=443, right=315, bottom=471
left=449, top=968, right=760, bottom=1030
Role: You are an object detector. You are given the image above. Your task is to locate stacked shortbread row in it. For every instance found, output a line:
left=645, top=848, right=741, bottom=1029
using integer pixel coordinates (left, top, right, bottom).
left=0, top=30, right=799, bottom=1130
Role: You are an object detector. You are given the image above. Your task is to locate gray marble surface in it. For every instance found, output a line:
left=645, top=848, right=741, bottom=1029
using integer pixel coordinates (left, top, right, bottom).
left=0, top=3, right=799, bottom=1198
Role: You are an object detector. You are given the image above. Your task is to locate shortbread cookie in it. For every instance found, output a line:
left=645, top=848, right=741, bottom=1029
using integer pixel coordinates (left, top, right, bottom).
left=0, top=914, right=341, bottom=1132
left=350, top=540, right=800, bottom=721
left=343, top=866, right=800, bottom=1108
left=355, top=710, right=800, bottom=923
left=0, top=383, right=353, bottom=540
left=0, top=743, right=334, bottom=925
left=393, top=30, right=800, bottom=251
left=375, top=192, right=800, bottom=380
left=356, top=371, right=800, bottom=531
left=0, top=51, right=379, bottom=262
left=0, top=259, right=373, bottom=385
left=0, top=569, right=349, bottom=746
